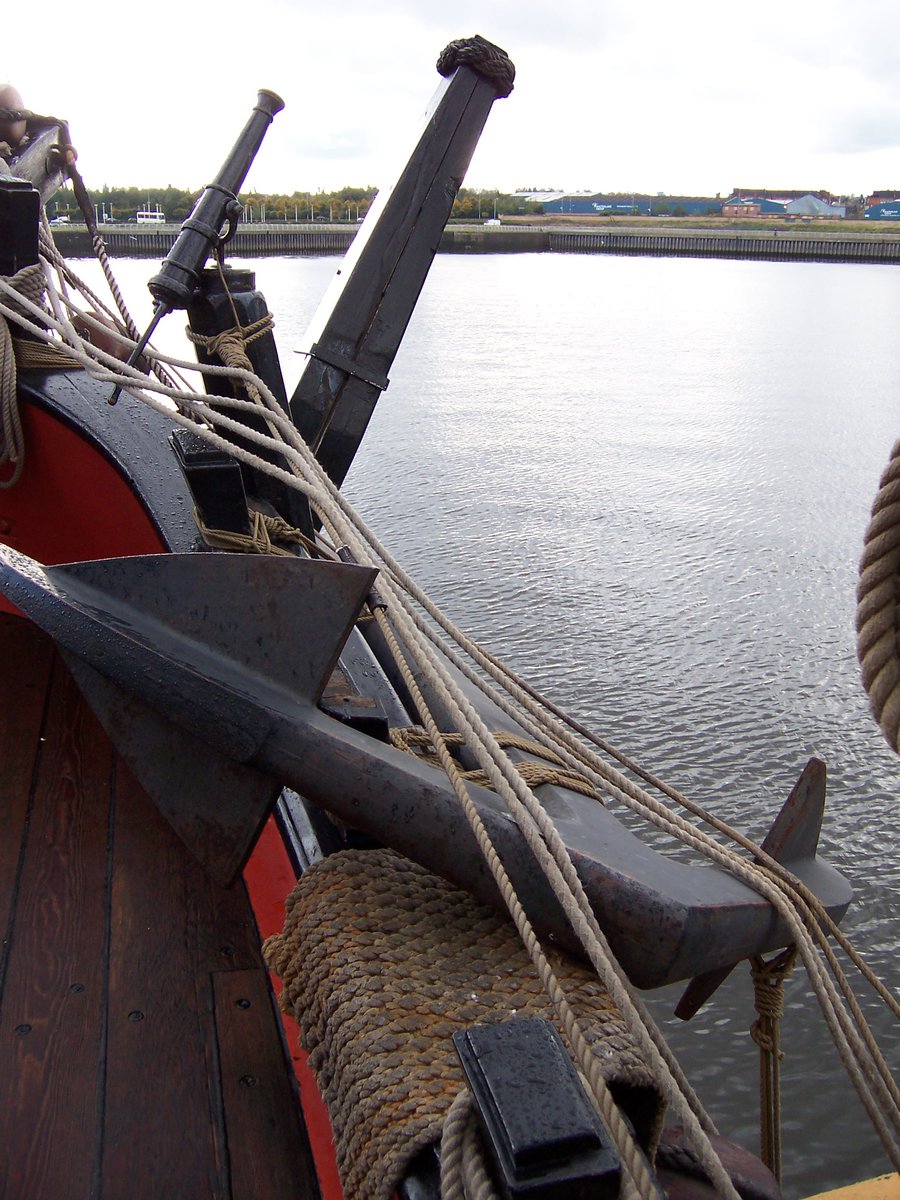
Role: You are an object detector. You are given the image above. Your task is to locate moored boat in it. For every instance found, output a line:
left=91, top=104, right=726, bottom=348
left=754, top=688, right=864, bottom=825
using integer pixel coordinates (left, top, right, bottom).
left=1, top=37, right=897, bottom=1200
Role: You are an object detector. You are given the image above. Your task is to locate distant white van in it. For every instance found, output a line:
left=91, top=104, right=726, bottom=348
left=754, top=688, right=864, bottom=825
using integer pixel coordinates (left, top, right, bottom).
left=136, top=209, right=165, bottom=224
left=484, top=218, right=501, bottom=226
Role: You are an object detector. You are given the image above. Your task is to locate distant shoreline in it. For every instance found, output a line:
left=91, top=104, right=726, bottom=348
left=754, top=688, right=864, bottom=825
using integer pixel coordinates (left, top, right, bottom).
left=49, top=218, right=900, bottom=265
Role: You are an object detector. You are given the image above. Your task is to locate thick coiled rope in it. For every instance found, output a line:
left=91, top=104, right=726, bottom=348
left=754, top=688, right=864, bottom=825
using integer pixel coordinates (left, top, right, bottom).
left=857, top=436, right=900, bottom=749
left=437, top=35, right=515, bottom=98
left=264, top=847, right=663, bottom=1200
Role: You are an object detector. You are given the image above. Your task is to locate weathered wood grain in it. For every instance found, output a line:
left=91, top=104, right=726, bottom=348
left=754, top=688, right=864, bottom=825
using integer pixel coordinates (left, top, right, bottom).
left=0, top=617, right=319, bottom=1198
left=0, top=621, right=112, bottom=1198
left=214, top=968, right=319, bottom=1199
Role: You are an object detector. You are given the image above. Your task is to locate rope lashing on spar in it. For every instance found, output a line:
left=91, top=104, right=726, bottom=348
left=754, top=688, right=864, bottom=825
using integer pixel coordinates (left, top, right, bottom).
left=749, top=946, right=798, bottom=1185
left=857, top=436, right=900, bottom=748
left=437, top=35, right=515, bottom=98
left=194, top=505, right=322, bottom=558
left=389, top=725, right=605, bottom=800
left=187, top=312, right=275, bottom=407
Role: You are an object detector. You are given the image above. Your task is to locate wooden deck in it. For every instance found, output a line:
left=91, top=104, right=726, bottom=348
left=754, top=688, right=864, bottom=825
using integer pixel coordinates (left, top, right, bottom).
left=0, top=612, right=320, bottom=1199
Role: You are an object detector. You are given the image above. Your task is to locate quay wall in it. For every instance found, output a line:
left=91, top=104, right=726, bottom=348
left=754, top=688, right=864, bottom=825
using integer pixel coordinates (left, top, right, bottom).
left=545, top=228, right=900, bottom=264
left=50, top=223, right=900, bottom=265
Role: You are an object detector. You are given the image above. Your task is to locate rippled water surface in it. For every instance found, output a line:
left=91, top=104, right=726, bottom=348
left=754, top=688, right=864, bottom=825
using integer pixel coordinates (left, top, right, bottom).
left=90, top=252, right=900, bottom=1195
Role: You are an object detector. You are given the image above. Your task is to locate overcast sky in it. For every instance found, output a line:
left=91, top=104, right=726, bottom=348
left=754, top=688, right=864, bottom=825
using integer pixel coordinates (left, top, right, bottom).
left=6, top=0, right=900, bottom=199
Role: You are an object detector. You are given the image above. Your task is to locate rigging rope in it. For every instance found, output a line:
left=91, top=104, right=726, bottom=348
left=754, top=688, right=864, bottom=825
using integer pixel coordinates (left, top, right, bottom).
left=0, top=261, right=46, bottom=486
left=440, top=1090, right=499, bottom=1200
left=2, top=243, right=899, bottom=1193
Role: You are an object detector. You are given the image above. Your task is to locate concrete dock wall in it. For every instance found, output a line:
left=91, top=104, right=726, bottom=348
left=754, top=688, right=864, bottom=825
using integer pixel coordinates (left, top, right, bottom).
left=49, top=223, right=900, bottom=265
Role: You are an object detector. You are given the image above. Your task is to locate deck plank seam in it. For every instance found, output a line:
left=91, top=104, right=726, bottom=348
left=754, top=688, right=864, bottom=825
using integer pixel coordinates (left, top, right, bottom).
left=0, top=648, right=58, bottom=1013
left=89, top=739, right=118, bottom=1200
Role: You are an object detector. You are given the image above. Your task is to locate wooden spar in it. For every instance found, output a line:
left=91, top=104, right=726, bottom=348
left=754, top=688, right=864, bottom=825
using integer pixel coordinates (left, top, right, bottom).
left=289, top=52, right=513, bottom=488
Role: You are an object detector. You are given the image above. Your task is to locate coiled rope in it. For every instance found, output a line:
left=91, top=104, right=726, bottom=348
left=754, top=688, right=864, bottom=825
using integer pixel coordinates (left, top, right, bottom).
left=436, top=35, right=515, bottom=98
left=857, top=436, right=900, bottom=749
left=440, top=1091, right=497, bottom=1200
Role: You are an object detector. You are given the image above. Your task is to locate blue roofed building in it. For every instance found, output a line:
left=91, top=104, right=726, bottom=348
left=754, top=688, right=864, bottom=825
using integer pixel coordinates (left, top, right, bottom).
left=513, top=191, right=723, bottom=216
left=865, top=193, right=900, bottom=219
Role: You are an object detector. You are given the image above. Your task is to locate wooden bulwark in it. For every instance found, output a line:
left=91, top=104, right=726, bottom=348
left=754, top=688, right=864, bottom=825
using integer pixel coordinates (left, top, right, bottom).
left=0, top=612, right=320, bottom=1200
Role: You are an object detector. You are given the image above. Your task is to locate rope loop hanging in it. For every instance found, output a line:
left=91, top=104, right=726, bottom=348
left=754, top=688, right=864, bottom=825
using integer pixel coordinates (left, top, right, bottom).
left=749, top=946, right=798, bottom=1184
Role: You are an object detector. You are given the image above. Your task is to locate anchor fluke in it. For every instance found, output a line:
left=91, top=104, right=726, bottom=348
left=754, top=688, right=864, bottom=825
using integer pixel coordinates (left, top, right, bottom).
left=0, top=544, right=377, bottom=882
left=674, top=757, right=834, bottom=1019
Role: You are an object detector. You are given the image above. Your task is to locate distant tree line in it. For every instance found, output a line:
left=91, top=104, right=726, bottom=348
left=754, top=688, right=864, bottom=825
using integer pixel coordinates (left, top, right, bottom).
left=47, top=183, right=543, bottom=223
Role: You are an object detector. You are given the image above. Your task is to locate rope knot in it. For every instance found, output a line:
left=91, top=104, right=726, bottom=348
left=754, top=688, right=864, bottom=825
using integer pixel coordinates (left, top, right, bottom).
left=436, top=35, right=515, bottom=97
left=749, top=946, right=797, bottom=1049
left=748, top=945, right=797, bottom=1182
left=187, top=313, right=274, bottom=405
left=388, top=725, right=604, bottom=801
left=194, top=506, right=318, bottom=558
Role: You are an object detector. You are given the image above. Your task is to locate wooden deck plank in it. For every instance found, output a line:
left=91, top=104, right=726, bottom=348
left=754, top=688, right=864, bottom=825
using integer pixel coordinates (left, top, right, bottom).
left=101, top=760, right=230, bottom=1200
left=0, top=636, right=112, bottom=1199
left=0, top=614, right=322, bottom=1199
left=0, top=616, right=54, bottom=964
left=214, top=969, right=319, bottom=1200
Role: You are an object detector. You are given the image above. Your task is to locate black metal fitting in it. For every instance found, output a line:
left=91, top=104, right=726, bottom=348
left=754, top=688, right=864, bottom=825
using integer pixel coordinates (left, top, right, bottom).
left=452, top=1019, right=621, bottom=1200
left=0, top=177, right=40, bottom=276
left=171, top=427, right=251, bottom=537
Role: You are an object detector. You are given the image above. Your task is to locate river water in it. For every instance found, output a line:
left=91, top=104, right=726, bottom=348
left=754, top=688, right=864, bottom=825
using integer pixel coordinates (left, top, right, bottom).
left=78, top=251, right=900, bottom=1195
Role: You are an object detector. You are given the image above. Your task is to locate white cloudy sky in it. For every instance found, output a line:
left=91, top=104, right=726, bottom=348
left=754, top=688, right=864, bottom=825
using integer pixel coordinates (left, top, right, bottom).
left=6, top=0, right=900, bottom=199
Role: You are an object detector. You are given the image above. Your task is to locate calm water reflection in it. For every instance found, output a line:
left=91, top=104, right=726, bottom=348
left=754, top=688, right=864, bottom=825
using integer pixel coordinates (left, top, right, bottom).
left=82, top=251, right=900, bottom=1194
